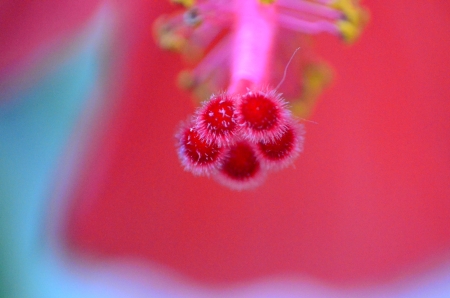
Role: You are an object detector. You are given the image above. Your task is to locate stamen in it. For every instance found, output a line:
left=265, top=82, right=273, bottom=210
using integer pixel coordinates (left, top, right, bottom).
left=155, top=0, right=368, bottom=189
left=171, top=0, right=196, bottom=9
left=277, top=0, right=343, bottom=20
left=182, top=35, right=231, bottom=87
left=278, top=14, right=339, bottom=35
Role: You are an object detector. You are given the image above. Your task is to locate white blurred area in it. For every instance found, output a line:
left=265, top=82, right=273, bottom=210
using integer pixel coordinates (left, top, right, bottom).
left=25, top=251, right=450, bottom=298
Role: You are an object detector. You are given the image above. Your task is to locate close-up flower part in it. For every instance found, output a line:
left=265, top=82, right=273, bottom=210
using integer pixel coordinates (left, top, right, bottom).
left=216, top=140, right=265, bottom=190
left=4, top=1, right=450, bottom=297
left=182, top=90, right=301, bottom=189
left=257, top=120, right=304, bottom=170
left=195, top=93, right=238, bottom=146
left=154, top=0, right=368, bottom=189
left=177, top=121, right=224, bottom=175
left=236, top=90, right=291, bottom=143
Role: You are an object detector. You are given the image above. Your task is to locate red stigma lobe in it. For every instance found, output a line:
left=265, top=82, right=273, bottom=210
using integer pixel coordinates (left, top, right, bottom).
left=196, top=94, right=238, bottom=145
left=178, top=124, right=223, bottom=175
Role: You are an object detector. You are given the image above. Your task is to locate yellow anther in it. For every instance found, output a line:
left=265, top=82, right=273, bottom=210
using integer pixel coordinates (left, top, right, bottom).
left=305, top=64, right=332, bottom=94
left=330, top=0, right=369, bottom=43
left=337, top=20, right=360, bottom=44
left=153, top=16, right=186, bottom=51
left=331, top=0, right=359, bottom=23
left=332, top=0, right=369, bottom=26
left=177, top=70, right=196, bottom=90
left=178, top=71, right=213, bottom=103
left=171, top=0, right=196, bottom=8
left=292, top=63, right=332, bottom=118
left=158, top=31, right=186, bottom=51
left=259, top=0, right=276, bottom=4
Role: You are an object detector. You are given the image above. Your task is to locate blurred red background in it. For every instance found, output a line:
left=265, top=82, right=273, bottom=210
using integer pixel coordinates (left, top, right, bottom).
left=59, top=0, right=450, bottom=288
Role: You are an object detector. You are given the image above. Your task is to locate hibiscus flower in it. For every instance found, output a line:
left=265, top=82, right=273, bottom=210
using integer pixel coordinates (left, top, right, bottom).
left=1, top=0, right=450, bottom=297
